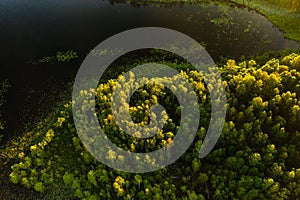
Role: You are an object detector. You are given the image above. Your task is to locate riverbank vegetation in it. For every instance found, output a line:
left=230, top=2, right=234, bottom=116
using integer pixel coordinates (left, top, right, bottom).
left=2, top=52, right=300, bottom=199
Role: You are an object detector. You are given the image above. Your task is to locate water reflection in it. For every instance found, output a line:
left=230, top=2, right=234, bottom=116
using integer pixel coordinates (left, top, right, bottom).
left=0, top=0, right=298, bottom=140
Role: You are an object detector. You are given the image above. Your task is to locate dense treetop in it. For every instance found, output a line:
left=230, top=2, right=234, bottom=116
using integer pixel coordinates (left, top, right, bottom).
left=8, top=53, right=300, bottom=199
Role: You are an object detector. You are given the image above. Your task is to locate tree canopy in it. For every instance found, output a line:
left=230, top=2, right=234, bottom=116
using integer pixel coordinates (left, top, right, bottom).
left=8, top=53, right=300, bottom=199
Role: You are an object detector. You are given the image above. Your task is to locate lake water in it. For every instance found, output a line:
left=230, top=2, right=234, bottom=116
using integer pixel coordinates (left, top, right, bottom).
left=0, top=0, right=298, bottom=143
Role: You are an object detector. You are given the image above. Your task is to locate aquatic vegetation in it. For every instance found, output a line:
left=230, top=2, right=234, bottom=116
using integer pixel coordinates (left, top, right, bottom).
left=210, top=17, right=235, bottom=28
left=6, top=53, right=300, bottom=199
left=231, top=0, right=300, bottom=43
left=56, top=50, right=79, bottom=62
left=111, top=0, right=300, bottom=43
left=28, top=50, right=79, bottom=65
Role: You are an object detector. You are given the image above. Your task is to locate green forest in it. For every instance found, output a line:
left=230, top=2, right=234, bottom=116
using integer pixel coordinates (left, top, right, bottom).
left=2, top=51, right=300, bottom=199
left=0, top=0, right=300, bottom=199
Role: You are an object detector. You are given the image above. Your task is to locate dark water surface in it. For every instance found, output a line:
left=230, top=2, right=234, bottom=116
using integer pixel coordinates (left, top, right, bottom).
left=0, top=0, right=298, bottom=142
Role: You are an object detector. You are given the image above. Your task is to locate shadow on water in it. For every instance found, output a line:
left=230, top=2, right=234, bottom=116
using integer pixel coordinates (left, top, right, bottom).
left=0, top=0, right=298, bottom=143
